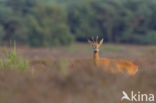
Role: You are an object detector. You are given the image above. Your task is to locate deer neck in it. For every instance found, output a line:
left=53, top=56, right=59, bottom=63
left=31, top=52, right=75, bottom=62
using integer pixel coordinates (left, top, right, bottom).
left=93, top=51, right=99, bottom=65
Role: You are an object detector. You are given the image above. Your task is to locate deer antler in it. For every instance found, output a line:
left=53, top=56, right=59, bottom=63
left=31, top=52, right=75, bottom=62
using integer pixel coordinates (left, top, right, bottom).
left=96, top=36, right=98, bottom=43
left=92, top=36, right=94, bottom=42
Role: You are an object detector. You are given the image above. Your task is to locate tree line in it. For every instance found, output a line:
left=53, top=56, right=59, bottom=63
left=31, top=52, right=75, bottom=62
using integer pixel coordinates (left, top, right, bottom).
left=0, top=0, right=156, bottom=46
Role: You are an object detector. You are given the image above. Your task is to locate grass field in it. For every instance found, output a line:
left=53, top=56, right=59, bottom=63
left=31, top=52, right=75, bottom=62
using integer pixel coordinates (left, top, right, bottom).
left=0, top=43, right=156, bottom=103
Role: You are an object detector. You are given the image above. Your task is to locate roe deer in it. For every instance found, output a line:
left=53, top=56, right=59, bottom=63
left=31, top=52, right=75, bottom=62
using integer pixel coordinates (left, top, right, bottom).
left=88, top=36, right=138, bottom=75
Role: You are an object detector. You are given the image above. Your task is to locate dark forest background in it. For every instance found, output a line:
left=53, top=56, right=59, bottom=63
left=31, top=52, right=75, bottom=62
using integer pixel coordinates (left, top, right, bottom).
left=0, top=0, right=156, bottom=46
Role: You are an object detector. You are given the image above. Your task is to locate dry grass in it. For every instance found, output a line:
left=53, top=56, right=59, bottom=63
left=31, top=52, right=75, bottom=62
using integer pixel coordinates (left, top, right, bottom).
left=0, top=43, right=156, bottom=103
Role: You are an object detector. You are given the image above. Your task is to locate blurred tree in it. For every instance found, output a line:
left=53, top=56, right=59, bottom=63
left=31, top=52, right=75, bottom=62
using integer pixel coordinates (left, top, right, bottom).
left=5, top=0, right=36, bottom=15
left=0, top=0, right=36, bottom=44
left=133, top=31, right=156, bottom=44
left=68, top=1, right=103, bottom=41
left=0, top=0, right=156, bottom=45
left=0, top=25, right=5, bottom=44
left=68, top=0, right=156, bottom=44
left=27, top=3, right=74, bottom=46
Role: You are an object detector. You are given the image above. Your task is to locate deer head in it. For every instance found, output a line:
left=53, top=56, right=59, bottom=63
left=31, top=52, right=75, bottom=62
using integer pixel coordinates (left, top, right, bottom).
left=88, top=36, right=104, bottom=53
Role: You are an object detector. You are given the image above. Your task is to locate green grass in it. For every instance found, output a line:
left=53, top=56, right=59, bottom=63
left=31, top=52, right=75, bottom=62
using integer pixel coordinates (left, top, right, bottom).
left=0, top=42, right=29, bottom=71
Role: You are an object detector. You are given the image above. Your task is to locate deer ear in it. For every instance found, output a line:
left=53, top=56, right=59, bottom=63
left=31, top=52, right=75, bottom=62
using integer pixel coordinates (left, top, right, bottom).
left=88, top=40, right=91, bottom=43
left=99, top=38, right=104, bottom=46
left=88, top=40, right=93, bottom=46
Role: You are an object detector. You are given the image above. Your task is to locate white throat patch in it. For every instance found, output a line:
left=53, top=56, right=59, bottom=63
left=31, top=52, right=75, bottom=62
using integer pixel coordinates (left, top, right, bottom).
left=94, top=48, right=99, bottom=52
